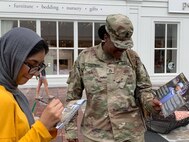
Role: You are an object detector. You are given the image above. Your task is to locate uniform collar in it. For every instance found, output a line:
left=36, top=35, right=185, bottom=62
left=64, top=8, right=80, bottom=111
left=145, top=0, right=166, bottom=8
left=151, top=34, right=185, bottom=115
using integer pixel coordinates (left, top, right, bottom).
left=95, top=42, right=124, bottom=63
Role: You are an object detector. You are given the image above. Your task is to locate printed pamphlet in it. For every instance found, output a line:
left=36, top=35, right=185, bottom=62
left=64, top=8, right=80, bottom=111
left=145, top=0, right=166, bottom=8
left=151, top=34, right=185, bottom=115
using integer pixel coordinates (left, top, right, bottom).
left=56, top=99, right=86, bottom=129
left=155, top=73, right=189, bottom=117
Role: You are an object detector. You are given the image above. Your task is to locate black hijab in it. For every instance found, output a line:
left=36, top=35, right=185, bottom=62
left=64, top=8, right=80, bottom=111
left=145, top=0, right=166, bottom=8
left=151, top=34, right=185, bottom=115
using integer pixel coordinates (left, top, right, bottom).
left=0, top=27, right=43, bottom=127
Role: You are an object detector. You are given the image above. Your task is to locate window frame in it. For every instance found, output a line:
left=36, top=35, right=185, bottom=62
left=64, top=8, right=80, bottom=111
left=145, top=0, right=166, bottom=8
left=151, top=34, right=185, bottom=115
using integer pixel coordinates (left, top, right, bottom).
left=0, top=19, right=105, bottom=76
left=154, top=22, right=179, bottom=74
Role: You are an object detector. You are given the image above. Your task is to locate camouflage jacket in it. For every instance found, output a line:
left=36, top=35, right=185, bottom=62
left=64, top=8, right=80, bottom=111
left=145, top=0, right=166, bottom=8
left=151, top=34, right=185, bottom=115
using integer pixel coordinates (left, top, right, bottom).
left=65, top=43, right=154, bottom=142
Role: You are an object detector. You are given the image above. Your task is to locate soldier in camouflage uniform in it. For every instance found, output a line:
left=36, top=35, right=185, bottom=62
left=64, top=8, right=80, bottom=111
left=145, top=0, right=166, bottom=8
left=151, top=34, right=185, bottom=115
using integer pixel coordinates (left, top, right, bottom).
left=65, top=14, right=161, bottom=142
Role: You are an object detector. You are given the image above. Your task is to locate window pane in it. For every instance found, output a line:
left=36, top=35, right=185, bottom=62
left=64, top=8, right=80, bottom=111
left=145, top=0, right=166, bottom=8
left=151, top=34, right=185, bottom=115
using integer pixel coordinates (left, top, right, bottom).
left=95, top=23, right=105, bottom=45
left=59, top=49, right=74, bottom=75
left=167, top=50, right=177, bottom=73
left=154, top=50, right=165, bottom=73
left=20, top=20, right=36, bottom=32
left=59, top=22, right=74, bottom=47
left=78, top=22, right=92, bottom=48
left=45, top=49, right=57, bottom=75
left=167, top=24, right=177, bottom=48
left=1, top=20, right=17, bottom=35
left=155, top=24, right=165, bottom=48
left=41, top=21, right=56, bottom=47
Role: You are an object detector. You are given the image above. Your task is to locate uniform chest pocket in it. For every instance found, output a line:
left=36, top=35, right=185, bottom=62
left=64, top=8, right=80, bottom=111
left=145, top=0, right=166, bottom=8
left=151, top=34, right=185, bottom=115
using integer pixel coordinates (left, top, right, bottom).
left=114, top=65, right=136, bottom=89
left=82, top=64, right=106, bottom=94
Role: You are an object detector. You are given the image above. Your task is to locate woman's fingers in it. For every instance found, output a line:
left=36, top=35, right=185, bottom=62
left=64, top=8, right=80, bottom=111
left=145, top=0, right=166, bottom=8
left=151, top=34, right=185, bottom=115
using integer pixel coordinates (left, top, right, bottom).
left=39, top=99, right=64, bottom=130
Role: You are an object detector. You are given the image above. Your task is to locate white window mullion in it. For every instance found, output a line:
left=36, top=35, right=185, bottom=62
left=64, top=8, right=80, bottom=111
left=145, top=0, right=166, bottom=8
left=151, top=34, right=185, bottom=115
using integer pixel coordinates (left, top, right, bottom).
left=36, top=20, right=40, bottom=36
left=74, top=21, right=78, bottom=61
left=92, top=22, right=95, bottom=46
left=164, top=24, right=168, bottom=73
left=56, top=21, right=59, bottom=75
left=18, top=20, right=20, bottom=27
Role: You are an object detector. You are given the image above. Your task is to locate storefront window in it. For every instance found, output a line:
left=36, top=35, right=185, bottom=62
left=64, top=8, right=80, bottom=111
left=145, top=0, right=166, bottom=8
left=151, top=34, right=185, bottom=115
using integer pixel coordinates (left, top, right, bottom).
left=78, top=22, right=92, bottom=48
left=59, top=49, right=74, bottom=74
left=95, top=23, right=105, bottom=45
left=20, top=20, right=36, bottom=32
left=59, top=22, right=74, bottom=47
left=154, top=23, right=178, bottom=73
left=167, top=24, right=177, bottom=48
left=167, top=49, right=177, bottom=73
left=45, top=49, right=57, bottom=75
left=155, top=50, right=165, bottom=73
left=1, top=20, right=17, bottom=35
left=41, top=21, right=56, bottom=47
left=78, top=22, right=105, bottom=55
left=58, top=22, right=74, bottom=74
left=0, top=19, right=105, bottom=75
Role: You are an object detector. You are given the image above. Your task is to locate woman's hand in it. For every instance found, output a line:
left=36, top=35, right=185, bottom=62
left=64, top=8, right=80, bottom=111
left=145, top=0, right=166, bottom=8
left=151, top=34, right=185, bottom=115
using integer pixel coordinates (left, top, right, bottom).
left=39, top=98, right=64, bottom=130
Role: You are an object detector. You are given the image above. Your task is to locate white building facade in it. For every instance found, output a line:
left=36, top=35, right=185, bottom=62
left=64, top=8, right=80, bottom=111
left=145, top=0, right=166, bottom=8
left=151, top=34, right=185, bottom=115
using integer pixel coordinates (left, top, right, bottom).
left=0, top=0, right=189, bottom=88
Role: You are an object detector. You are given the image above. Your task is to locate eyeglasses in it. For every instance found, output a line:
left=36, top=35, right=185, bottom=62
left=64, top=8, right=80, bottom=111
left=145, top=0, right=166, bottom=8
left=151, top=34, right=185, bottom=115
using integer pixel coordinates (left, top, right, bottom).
left=24, top=62, right=47, bottom=75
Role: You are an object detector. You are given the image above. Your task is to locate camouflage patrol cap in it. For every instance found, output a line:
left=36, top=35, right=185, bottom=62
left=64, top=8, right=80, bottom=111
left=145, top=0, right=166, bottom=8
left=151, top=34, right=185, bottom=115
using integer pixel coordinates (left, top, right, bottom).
left=105, top=14, right=134, bottom=49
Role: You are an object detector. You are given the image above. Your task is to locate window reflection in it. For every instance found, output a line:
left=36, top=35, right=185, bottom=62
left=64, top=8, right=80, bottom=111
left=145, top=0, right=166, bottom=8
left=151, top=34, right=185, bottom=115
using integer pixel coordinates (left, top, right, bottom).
left=1, top=20, right=107, bottom=75
left=1, top=20, right=17, bottom=35
left=154, top=50, right=165, bottom=73
left=20, top=20, right=36, bottom=32
left=78, top=22, right=92, bottom=48
left=41, top=21, right=56, bottom=47
left=155, top=24, right=165, bottom=48
left=59, top=22, right=74, bottom=47
left=59, top=49, right=74, bottom=74
left=167, top=50, right=177, bottom=73
left=167, top=24, right=177, bottom=48
left=45, top=49, right=57, bottom=75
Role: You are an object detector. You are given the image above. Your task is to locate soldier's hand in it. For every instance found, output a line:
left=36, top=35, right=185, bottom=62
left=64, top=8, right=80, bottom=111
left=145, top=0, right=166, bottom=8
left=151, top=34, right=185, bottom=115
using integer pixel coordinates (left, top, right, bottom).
left=150, top=98, right=162, bottom=113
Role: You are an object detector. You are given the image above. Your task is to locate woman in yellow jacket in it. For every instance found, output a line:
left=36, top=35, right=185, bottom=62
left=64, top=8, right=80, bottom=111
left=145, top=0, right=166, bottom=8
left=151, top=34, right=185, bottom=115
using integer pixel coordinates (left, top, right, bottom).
left=0, top=27, right=64, bottom=141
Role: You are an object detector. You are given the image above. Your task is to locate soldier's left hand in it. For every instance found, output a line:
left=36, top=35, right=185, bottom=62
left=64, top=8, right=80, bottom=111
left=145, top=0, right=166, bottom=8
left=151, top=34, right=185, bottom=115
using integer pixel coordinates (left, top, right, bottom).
left=149, top=98, right=162, bottom=113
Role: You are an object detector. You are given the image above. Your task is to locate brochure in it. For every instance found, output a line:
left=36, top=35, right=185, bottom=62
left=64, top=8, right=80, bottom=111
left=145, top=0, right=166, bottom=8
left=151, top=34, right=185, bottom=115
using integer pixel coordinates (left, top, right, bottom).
left=56, top=99, right=86, bottom=129
left=155, top=73, right=189, bottom=117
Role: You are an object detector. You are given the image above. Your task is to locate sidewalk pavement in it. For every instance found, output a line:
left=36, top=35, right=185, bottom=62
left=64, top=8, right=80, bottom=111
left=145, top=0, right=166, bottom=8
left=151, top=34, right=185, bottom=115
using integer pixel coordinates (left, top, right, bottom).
left=20, top=87, right=189, bottom=142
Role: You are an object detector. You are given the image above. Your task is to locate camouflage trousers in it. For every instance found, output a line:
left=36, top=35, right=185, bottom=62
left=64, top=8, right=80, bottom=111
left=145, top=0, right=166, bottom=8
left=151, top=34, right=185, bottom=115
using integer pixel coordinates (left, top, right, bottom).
left=83, top=134, right=145, bottom=142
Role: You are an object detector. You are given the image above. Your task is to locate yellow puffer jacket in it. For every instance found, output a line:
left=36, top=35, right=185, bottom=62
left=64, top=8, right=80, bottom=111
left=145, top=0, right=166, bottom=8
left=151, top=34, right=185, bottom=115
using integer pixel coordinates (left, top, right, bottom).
left=0, top=85, right=57, bottom=142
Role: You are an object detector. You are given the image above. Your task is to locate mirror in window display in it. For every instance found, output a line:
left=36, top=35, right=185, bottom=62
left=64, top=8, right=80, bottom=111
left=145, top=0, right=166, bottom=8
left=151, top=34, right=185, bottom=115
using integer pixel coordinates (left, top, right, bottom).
left=166, top=50, right=177, bottom=73
left=41, top=21, right=57, bottom=47
left=45, top=49, right=58, bottom=75
left=78, top=22, right=92, bottom=48
left=1, top=20, right=18, bottom=35
left=20, top=21, right=36, bottom=32
left=59, top=22, right=74, bottom=47
left=59, top=49, right=74, bottom=75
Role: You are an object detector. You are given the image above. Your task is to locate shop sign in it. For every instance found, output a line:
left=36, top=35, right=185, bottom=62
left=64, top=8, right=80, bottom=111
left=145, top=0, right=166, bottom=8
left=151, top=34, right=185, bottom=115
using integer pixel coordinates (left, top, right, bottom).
left=0, top=1, right=126, bottom=16
left=169, top=0, right=189, bottom=13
